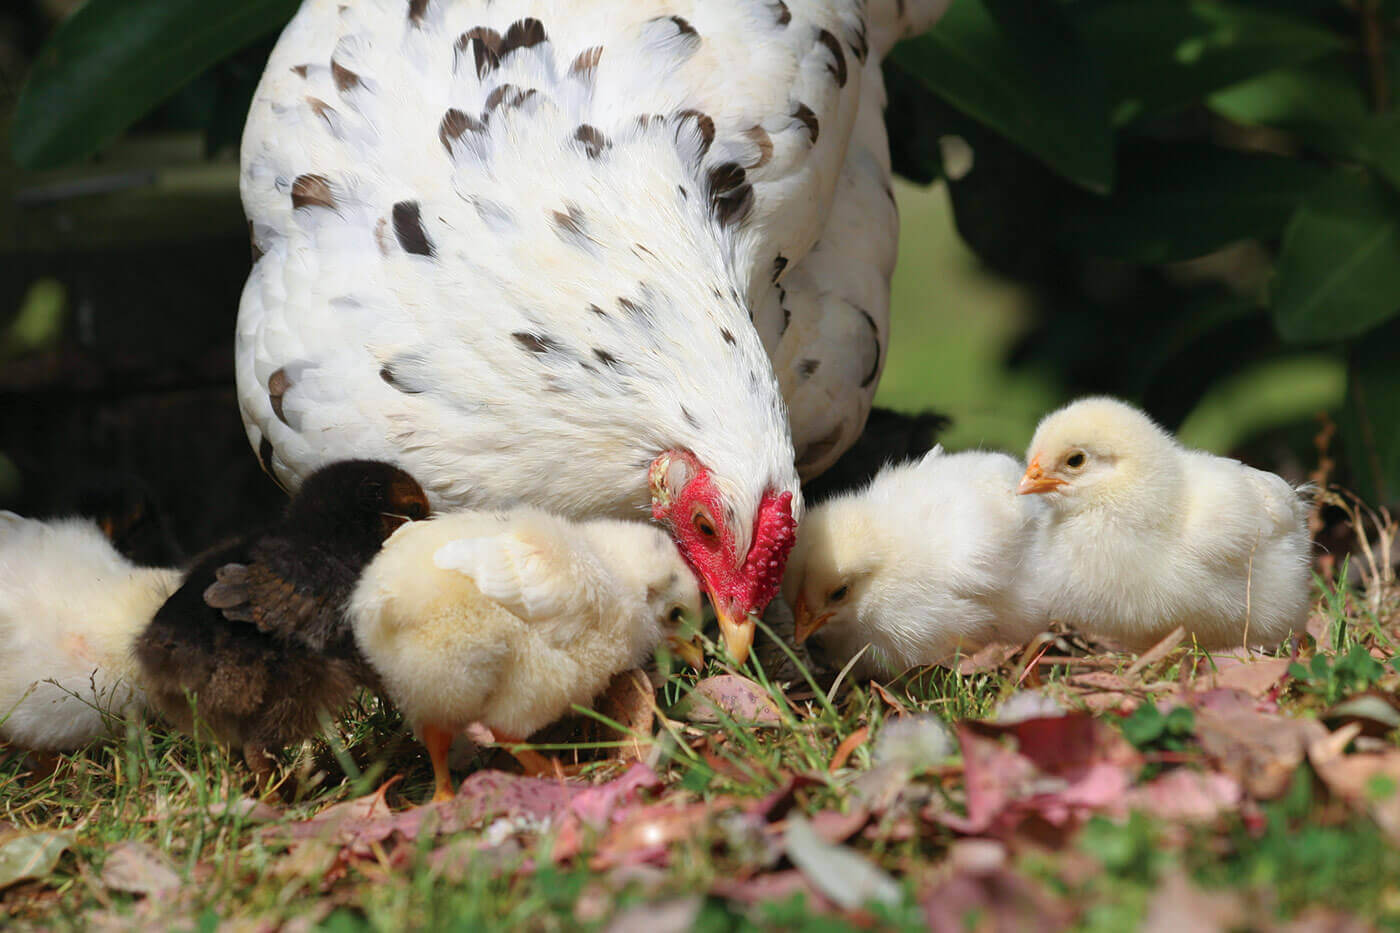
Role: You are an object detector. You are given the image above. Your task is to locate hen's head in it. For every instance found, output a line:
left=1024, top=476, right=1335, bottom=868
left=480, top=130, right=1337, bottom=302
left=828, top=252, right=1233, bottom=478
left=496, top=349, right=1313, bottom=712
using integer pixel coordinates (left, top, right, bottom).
left=649, top=450, right=798, bottom=663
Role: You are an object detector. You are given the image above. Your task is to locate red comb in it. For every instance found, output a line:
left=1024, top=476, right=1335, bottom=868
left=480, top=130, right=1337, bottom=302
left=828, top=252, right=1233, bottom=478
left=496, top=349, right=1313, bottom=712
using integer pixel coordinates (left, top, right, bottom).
left=739, top=490, right=797, bottom=609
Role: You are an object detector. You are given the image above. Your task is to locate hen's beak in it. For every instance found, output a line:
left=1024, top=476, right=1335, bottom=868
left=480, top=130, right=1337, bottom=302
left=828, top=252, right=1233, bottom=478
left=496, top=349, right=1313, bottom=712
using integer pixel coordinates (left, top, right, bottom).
left=1018, top=457, right=1066, bottom=496
left=709, top=591, right=756, bottom=665
left=666, top=633, right=706, bottom=671
left=792, top=591, right=834, bottom=645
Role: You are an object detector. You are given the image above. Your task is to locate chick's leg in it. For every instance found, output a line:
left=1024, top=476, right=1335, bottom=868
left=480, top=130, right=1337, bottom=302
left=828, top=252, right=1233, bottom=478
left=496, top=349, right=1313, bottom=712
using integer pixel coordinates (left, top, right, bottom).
left=422, top=723, right=457, bottom=803
left=490, top=730, right=564, bottom=779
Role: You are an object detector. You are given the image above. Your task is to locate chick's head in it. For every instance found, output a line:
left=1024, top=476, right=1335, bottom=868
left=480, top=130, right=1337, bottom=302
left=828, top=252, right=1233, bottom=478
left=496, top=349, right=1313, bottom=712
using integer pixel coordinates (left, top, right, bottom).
left=287, top=460, right=430, bottom=541
left=582, top=519, right=704, bottom=668
left=1020, top=397, right=1180, bottom=517
left=782, top=499, right=889, bottom=649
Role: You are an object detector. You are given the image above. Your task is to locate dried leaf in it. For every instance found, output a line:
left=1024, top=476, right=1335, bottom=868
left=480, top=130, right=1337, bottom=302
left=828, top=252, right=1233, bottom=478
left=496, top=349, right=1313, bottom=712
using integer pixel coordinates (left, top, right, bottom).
left=1141, top=870, right=1248, bottom=933
left=0, top=830, right=72, bottom=890
left=783, top=815, right=901, bottom=910
left=873, top=714, right=956, bottom=772
left=1307, top=742, right=1400, bottom=842
left=957, top=642, right=1020, bottom=675
left=995, top=689, right=1067, bottom=724
left=1324, top=691, right=1400, bottom=738
left=1192, top=657, right=1293, bottom=698
left=680, top=675, right=782, bottom=724
left=1193, top=693, right=1326, bottom=798
left=1124, top=769, right=1242, bottom=823
left=922, top=857, right=1070, bottom=933
left=100, top=842, right=180, bottom=897
left=711, top=868, right=835, bottom=910
left=595, top=668, right=658, bottom=762
left=206, top=798, right=283, bottom=823
left=605, top=896, right=703, bottom=933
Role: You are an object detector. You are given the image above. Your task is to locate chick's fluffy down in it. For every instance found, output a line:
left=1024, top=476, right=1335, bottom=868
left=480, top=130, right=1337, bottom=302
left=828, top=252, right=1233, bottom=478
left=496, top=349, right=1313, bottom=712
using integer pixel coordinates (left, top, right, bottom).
left=349, top=508, right=697, bottom=739
left=0, top=513, right=181, bottom=749
left=785, top=448, right=1048, bottom=679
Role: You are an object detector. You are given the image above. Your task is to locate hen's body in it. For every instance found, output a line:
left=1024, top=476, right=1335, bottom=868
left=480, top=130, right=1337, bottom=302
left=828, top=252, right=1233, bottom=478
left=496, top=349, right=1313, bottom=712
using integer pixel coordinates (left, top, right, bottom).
left=238, top=0, right=948, bottom=516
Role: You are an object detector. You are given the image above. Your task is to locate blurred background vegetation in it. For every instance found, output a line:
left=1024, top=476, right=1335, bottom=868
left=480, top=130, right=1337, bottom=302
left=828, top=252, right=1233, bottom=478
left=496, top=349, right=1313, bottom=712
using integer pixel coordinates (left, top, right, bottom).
left=1, top=0, right=1398, bottom=558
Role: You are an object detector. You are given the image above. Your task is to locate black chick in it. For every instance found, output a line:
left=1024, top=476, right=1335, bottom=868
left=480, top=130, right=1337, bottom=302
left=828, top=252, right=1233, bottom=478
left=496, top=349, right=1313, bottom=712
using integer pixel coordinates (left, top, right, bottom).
left=135, top=460, right=430, bottom=786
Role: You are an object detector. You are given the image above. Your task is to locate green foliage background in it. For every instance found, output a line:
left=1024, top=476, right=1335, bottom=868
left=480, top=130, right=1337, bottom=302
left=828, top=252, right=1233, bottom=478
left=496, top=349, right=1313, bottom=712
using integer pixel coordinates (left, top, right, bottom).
left=8, top=0, right=1400, bottom=502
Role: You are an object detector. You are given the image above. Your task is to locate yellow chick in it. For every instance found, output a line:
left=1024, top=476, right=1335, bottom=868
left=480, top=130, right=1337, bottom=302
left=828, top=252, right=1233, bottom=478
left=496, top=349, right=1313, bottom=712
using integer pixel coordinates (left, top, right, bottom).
left=1020, top=397, right=1312, bottom=651
left=783, top=448, right=1048, bottom=679
left=348, top=508, right=702, bottom=801
left=0, top=512, right=182, bottom=750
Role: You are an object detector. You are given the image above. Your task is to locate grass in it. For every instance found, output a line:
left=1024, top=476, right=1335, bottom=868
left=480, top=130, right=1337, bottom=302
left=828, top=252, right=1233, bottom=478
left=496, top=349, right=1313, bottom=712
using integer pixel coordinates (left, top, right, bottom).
left=3, top=564, right=1398, bottom=930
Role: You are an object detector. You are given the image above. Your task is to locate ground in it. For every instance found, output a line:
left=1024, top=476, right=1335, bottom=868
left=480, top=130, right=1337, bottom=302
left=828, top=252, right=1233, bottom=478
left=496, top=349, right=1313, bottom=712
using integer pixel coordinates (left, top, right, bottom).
left=1, top=528, right=1398, bottom=931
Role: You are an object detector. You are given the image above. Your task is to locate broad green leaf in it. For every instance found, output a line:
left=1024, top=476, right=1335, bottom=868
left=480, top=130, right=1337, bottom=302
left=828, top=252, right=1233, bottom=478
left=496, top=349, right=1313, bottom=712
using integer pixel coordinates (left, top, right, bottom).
left=1272, top=170, right=1400, bottom=343
left=11, top=0, right=299, bottom=169
left=1060, top=143, right=1326, bottom=263
left=1076, top=0, right=1344, bottom=124
left=1211, top=56, right=1400, bottom=190
left=892, top=0, right=1115, bottom=192
left=1341, top=316, right=1400, bottom=504
left=0, top=831, right=73, bottom=890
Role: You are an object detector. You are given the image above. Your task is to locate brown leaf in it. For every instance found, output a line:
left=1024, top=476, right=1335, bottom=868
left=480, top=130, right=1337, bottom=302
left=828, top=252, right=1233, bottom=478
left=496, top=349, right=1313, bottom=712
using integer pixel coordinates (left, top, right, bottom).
left=605, top=896, right=703, bottom=933
left=100, top=842, right=180, bottom=897
left=1188, top=656, right=1292, bottom=698
left=711, top=868, right=836, bottom=911
left=595, top=668, right=658, bottom=762
left=1308, top=739, right=1400, bottom=842
left=682, top=675, right=782, bottom=724
left=1193, top=691, right=1327, bottom=798
left=828, top=727, right=869, bottom=772
left=1323, top=690, right=1400, bottom=739
left=957, top=642, right=1021, bottom=675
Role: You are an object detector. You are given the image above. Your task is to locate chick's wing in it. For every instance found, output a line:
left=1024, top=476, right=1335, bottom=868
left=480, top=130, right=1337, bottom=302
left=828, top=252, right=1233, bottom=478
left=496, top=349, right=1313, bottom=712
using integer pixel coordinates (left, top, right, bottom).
left=431, top=533, right=571, bottom=621
left=202, top=560, right=335, bottom=649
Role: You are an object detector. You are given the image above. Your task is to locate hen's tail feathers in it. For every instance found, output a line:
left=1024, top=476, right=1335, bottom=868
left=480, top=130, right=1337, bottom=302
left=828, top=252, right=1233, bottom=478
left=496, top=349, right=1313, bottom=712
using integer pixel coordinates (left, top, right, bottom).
left=869, top=0, right=953, bottom=57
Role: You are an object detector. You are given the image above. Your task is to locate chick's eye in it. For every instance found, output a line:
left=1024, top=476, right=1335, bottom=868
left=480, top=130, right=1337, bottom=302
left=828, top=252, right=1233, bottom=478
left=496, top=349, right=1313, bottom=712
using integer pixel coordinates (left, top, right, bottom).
left=668, top=606, right=686, bottom=623
left=828, top=584, right=849, bottom=603
left=406, top=502, right=427, bottom=521
left=1065, top=451, right=1087, bottom=470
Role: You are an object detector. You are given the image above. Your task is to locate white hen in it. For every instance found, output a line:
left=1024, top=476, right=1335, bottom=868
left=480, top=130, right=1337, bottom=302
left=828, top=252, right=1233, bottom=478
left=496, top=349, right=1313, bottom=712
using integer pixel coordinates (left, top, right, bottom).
left=349, top=507, right=701, bottom=801
left=236, top=0, right=950, bottom=661
left=0, top=512, right=182, bottom=750
left=1020, top=397, right=1312, bottom=651
left=782, top=448, right=1048, bottom=679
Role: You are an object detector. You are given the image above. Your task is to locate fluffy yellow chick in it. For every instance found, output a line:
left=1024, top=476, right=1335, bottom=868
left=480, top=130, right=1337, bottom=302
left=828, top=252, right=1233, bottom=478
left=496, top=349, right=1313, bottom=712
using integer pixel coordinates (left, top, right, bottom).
left=0, top=512, right=182, bottom=750
left=783, top=448, right=1049, bottom=679
left=348, top=508, right=702, bottom=801
left=1020, top=397, right=1312, bottom=651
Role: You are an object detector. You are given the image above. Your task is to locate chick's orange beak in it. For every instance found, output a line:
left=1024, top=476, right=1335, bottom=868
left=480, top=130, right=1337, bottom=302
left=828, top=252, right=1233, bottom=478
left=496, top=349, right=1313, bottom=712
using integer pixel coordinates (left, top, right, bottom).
left=709, top=591, right=756, bottom=665
left=792, top=591, right=834, bottom=645
left=1018, top=456, right=1066, bottom=496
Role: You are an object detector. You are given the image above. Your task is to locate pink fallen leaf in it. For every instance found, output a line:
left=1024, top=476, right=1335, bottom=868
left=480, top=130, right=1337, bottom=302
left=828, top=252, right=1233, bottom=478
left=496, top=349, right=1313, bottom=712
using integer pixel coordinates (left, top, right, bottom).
left=593, top=801, right=713, bottom=868
left=1191, top=657, right=1292, bottom=699
left=922, top=856, right=1070, bottom=933
left=1192, top=693, right=1326, bottom=799
left=1124, top=769, right=1242, bottom=823
left=711, top=868, right=836, bottom=912
left=1141, top=870, right=1248, bottom=933
left=682, top=675, right=782, bottom=725
left=805, top=806, right=871, bottom=845
left=100, top=842, right=180, bottom=897
left=206, top=798, right=283, bottom=823
left=604, top=896, right=703, bottom=933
